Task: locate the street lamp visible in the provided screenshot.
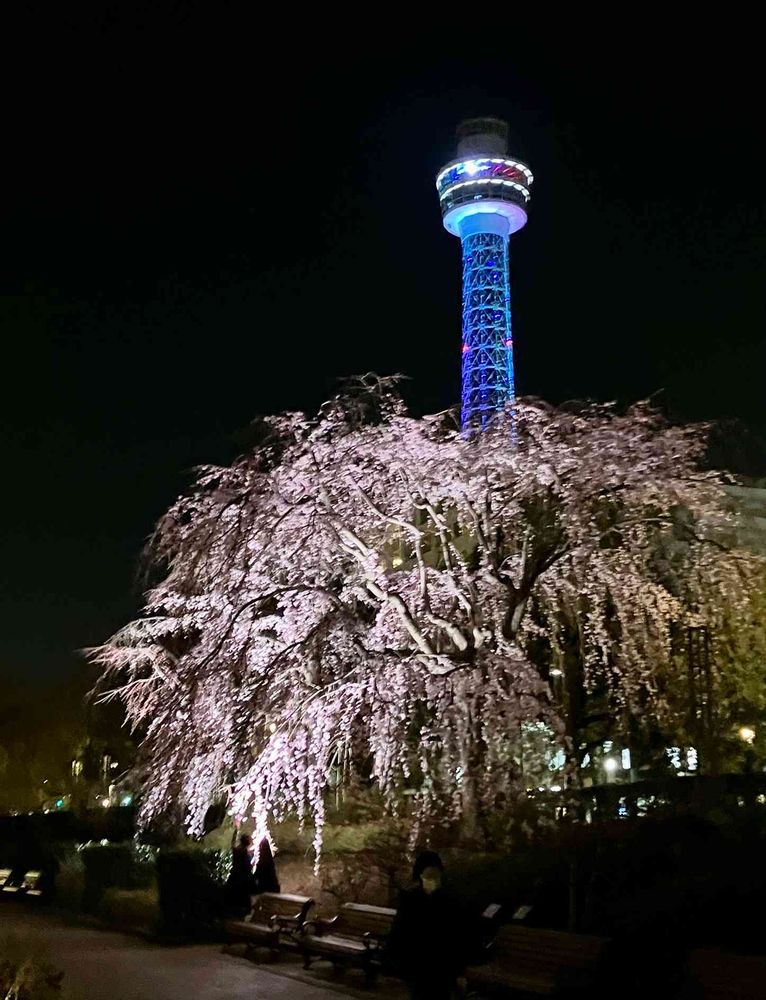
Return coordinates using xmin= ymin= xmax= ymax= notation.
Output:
xmin=739 ymin=726 xmax=756 ymax=745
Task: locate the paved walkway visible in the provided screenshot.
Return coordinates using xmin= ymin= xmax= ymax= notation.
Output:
xmin=2 ymin=908 xmax=408 ymax=1000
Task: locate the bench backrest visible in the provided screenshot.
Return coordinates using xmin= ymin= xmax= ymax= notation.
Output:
xmin=250 ymin=892 xmax=314 ymax=926
xmin=21 ymin=870 xmax=42 ymax=890
xmin=491 ymin=925 xmax=608 ymax=971
xmin=333 ymin=903 xmax=397 ymax=940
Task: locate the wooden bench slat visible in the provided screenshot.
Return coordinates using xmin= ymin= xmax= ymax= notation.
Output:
xmin=686 ymin=949 xmax=766 ymax=999
xmin=467 ymin=923 xmax=609 ymax=997
xmin=301 ymin=900 xmax=397 ymax=984
xmin=225 ymin=893 xmax=314 ymax=954
xmin=302 ymin=934 xmax=369 ymax=955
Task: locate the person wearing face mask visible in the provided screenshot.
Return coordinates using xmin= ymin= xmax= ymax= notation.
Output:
xmin=388 ymin=850 xmax=468 ymax=999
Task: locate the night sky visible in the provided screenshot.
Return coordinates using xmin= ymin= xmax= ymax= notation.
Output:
xmin=1 ymin=14 xmax=764 ymax=690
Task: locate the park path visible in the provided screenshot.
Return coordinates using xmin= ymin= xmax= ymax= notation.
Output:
xmin=2 ymin=908 xmax=408 ymax=1000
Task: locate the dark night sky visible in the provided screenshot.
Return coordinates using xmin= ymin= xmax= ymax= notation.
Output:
xmin=1 ymin=12 xmax=764 ymax=690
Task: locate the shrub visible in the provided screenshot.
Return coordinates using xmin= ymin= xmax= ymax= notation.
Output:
xmin=97 ymin=887 xmax=160 ymax=931
xmin=0 ymin=935 xmax=63 ymax=999
xmin=155 ymin=849 xmax=224 ymax=938
xmin=54 ymin=851 xmax=85 ymax=912
xmin=79 ymin=842 xmax=153 ymax=912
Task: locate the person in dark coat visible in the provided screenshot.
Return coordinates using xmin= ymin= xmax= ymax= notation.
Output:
xmin=388 ymin=851 xmax=468 ymax=999
xmin=253 ymin=837 xmax=280 ymax=894
xmin=225 ymin=833 xmax=256 ymax=917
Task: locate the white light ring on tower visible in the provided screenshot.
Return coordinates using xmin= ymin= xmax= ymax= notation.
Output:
xmin=436 ymin=157 xmax=534 ymax=188
xmin=440 ymin=178 xmax=531 ymax=202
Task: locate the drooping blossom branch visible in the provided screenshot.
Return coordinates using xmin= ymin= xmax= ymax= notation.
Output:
xmin=89 ymin=377 xmax=764 ymax=858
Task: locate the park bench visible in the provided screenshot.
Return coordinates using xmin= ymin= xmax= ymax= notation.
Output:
xmin=2 ymin=869 xmax=44 ymax=897
xmin=224 ymin=892 xmax=314 ymax=958
xmin=301 ymin=902 xmax=397 ymax=985
xmin=467 ymin=923 xmax=608 ymax=997
xmin=0 ymin=868 xmax=13 ymax=890
xmin=20 ymin=870 xmax=44 ymax=897
xmin=682 ymin=949 xmax=766 ymax=999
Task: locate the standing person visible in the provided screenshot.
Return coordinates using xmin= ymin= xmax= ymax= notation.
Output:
xmin=388 ymin=850 xmax=468 ymax=999
xmin=253 ymin=837 xmax=280 ymax=894
xmin=225 ymin=833 xmax=256 ymax=917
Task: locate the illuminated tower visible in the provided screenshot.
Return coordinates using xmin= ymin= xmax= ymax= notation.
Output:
xmin=436 ymin=118 xmax=533 ymax=430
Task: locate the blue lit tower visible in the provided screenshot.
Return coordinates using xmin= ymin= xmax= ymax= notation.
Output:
xmin=436 ymin=118 xmax=533 ymax=430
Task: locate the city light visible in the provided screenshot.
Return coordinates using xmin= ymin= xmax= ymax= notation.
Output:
xmin=603 ymin=758 xmax=618 ymax=773
xmin=739 ymin=726 xmax=756 ymax=744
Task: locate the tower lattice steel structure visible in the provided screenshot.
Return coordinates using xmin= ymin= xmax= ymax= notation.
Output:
xmin=436 ymin=118 xmax=533 ymax=430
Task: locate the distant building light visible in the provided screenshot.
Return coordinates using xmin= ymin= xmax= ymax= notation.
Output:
xmin=686 ymin=747 xmax=698 ymax=771
xmin=549 ymin=668 xmax=563 ymax=677
xmin=666 ymin=746 xmax=682 ymax=769
xmin=101 ymin=798 xmax=110 ymax=809
xmin=739 ymin=726 xmax=756 ymax=745
xmin=548 ymin=748 xmax=566 ymax=770
xmin=621 ymin=749 xmax=631 ymax=770
xmin=603 ymin=758 xmax=618 ymax=774
xmin=56 ymin=799 xmax=64 ymax=808
xmin=120 ymin=794 xmax=133 ymax=807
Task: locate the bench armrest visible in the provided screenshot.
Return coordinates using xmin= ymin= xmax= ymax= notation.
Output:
xmin=303 ymin=916 xmax=336 ymax=937
xmin=272 ymin=910 xmax=306 ymax=928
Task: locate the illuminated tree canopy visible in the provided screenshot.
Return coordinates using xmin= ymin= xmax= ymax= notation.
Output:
xmin=90 ymin=378 xmax=764 ymax=857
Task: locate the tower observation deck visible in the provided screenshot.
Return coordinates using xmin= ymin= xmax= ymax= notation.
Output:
xmin=436 ymin=118 xmax=533 ymax=430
